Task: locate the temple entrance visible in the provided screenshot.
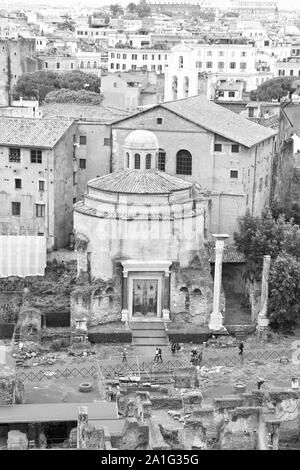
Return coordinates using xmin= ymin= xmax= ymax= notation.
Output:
xmin=132 ymin=279 xmax=158 ymax=317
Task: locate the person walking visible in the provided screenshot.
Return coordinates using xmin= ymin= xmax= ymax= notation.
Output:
xmin=171 ymin=342 xmax=176 ymax=355
xmin=122 ymin=348 xmax=127 ymax=363
xmin=154 ymin=347 xmax=159 ymax=363
xmin=238 ymin=341 xmax=244 ymax=356
xmin=158 ymin=347 xmax=163 ymax=363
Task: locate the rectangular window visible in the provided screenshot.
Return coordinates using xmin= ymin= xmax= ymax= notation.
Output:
xmin=79 ymin=135 xmax=87 ymax=145
xmin=71 ymin=63 xmax=74 ymax=69
xmin=240 ymin=62 xmax=247 ymax=69
xmin=30 ymin=149 xmax=42 ymax=163
xmin=79 ymin=159 xmax=86 ymax=169
xmin=110 ymin=63 xmax=114 ymax=69
xmin=218 ymin=62 xmax=224 ymax=69
xmin=290 ymin=70 xmax=294 ymax=76
xmin=123 ymin=54 xmax=127 ymax=59
xmin=248 ymin=107 xmax=254 ymax=117
xmin=142 ymin=54 xmax=148 ymax=60
xmin=196 ymin=61 xmax=202 ymax=68
xmin=56 ymin=62 xmax=60 ymax=69
xmin=36 ymin=204 xmax=45 ymax=217
xmin=229 ymin=91 xmax=235 ymax=97
xmin=132 ymin=65 xmax=137 ymax=70
xmin=206 ymin=61 xmax=213 ymax=68
xmin=219 ymin=51 xmax=224 ymax=56
xmin=157 ymin=118 xmax=163 ymax=125
xmin=73 ymin=198 xmax=77 ymax=204
xmin=111 ymin=53 xmax=115 ymax=58
xmin=116 ymin=63 xmax=120 ymax=70
xmin=104 ymin=138 xmax=111 ymax=146
xmin=231 ymin=144 xmax=240 ymax=153
xmin=241 ymin=51 xmax=247 ymax=57
xmin=12 ymin=202 xmax=21 ymax=216
xmin=73 ymin=172 xmax=77 ymax=185
xmin=230 ymin=170 xmax=238 ymax=179
xmin=259 ymin=177 xmax=263 ymax=191
xmin=229 ymin=62 xmax=236 ymax=69
xmin=39 ymin=180 xmax=45 ymax=191
xmin=9 ymin=148 xmax=21 ymax=162
xmin=122 ymin=64 xmax=126 ymax=70
xmin=207 ymin=50 xmax=212 ymax=56
xmin=214 ymin=143 xmax=222 ymax=152
xmin=158 ymin=151 xmax=165 ymax=172
xmin=15 ymin=178 xmax=21 ymax=189
xmin=132 ymin=54 xmax=137 ymax=60
xmin=116 ymin=53 xmax=120 ymax=59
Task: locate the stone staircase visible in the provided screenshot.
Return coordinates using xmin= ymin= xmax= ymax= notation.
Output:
xmin=130 ymin=321 xmax=170 ymax=358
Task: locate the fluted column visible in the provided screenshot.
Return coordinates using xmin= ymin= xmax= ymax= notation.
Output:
xmin=209 ymin=234 xmax=229 ymax=331
xmin=257 ymin=255 xmax=271 ymax=330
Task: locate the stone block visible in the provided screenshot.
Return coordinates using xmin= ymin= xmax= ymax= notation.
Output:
xmin=7 ymin=430 xmax=28 ymax=450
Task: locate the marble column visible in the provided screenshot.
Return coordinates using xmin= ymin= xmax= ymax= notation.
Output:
xmin=121 ymin=272 xmax=129 ymax=322
xmin=209 ymin=234 xmax=229 ymax=331
xmin=162 ymin=270 xmax=170 ymax=321
xmin=77 ymin=406 xmax=88 ymax=449
xmin=257 ymin=255 xmax=271 ymax=330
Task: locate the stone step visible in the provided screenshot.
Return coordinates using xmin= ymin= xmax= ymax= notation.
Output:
xmin=131 ymin=322 xmax=166 ymax=330
xmin=133 ymin=337 xmax=169 ymax=346
xmin=132 ymin=330 xmax=167 ymax=338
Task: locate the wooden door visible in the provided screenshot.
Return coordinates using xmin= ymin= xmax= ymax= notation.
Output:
xmin=132 ymin=279 xmax=158 ymax=317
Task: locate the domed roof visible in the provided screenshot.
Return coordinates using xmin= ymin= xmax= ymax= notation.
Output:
xmin=124 ymin=129 xmax=159 ymax=150
xmin=88 ymin=169 xmax=192 ymax=195
xmin=278 ymin=25 xmax=300 ymax=37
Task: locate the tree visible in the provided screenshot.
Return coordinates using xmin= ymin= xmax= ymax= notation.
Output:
xmin=110 ymin=4 xmax=124 ymax=17
xmin=127 ymin=2 xmax=137 ymax=14
xmin=268 ymin=253 xmax=300 ymax=328
xmin=136 ymin=0 xmax=151 ymax=18
xmin=44 ymin=89 xmax=103 ymax=105
xmin=249 ymin=77 xmax=296 ymax=102
xmin=13 ymin=70 xmax=101 ymax=103
xmin=234 ymin=210 xmax=300 ymax=328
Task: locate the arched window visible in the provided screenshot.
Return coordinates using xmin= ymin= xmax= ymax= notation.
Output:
xmin=176 ymin=150 xmax=192 ymax=175
xmin=158 ymin=148 xmax=166 ymax=172
xmin=172 ymin=76 xmax=178 ymax=100
xmin=87 ymin=61 xmax=90 ymax=69
xmin=93 ymin=61 xmax=97 ymax=69
xmin=183 ymin=76 xmax=189 ymax=97
xmin=80 ymin=61 xmax=84 ymax=69
xmin=134 ymin=153 xmax=140 ymax=169
xmin=193 ymin=288 xmax=202 ymax=296
xmin=126 ymin=152 xmax=130 ymax=168
xmin=145 ymin=154 xmax=152 ymax=169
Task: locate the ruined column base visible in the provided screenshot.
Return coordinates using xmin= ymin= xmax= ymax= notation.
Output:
xmin=121 ymin=309 xmax=129 ymax=323
xmin=208 ymin=312 xmax=227 ymax=332
xmin=162 ymin=309 xmax=170 ymax=321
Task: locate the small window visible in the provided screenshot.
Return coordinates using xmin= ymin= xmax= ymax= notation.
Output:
xmin=230 ymin=170 xmax=239 ymax=179
xmin=30 ymin=149 xmax=42 ymax=163
xmin=157 ymin=117 xmax=163 ymax=125
xmin=214 ymin=143 xmax=222 ymax=152
xmin=9 ymin=148 xmax=21 ymax=162
xmin=206 ymin=61 xmax=212 ymax=68
xmin=104 ymin=138 xmax=111 ymax=146
xmin=248 ymin=107 xmax=254 ymax=117
xmin=146 ymin=154 xmax=152 ymax=169
xmin=73 ymin=172 xmax=77 ymax=185
xmin=15 ymin=179 xmax=21 ymax=189
xmin=231 ymin=144 xmax=240 ymax=153
xmin=39 ymin=180 xmax=45 ymax=191
xmin=79 ymin=159 xmax=86 ymax=169
xmin=56 ymin=62 xmax=60 ymax=69
xmin=126 ymin=152 xmax=130 ymax=168
xmin=79 ymin=136 xmax=87 ymax=145
xmin=36 ymin=204 xmax=45 ymax=217
xmin=12 ymin=202 xmax=21 ymax=216
xmin=73 ymin=198 xmax=77 ymax=204
xmin=229 ymin=62 xmax=236 ymax=69
xmin=229 ymin=91 xmax=235 ymax=97
xmin=134 ymin=154 xmax=140 ymax=169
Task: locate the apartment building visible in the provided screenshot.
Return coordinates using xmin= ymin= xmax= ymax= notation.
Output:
xmin=109 ymin=48 xmax=169 ymax=74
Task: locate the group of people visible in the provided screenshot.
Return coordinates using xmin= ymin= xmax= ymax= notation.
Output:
xmin=190 ymin=347 xmax=203 ymax=365
xmin=171 ymin=342 xmax=181 ymax=354
xmin=154 ymin=347 xmax=163 ymax=363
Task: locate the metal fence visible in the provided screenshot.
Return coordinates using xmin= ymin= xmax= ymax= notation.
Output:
xmin=16 ymin=349 xmax=290 ymax=383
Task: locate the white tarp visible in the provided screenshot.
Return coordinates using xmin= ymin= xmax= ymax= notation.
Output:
xmin=0 ymin=235 xmax=46 ymax=277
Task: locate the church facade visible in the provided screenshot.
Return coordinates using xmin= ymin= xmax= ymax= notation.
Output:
xmin=72 ymin=129 xmax=216 ymax=330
